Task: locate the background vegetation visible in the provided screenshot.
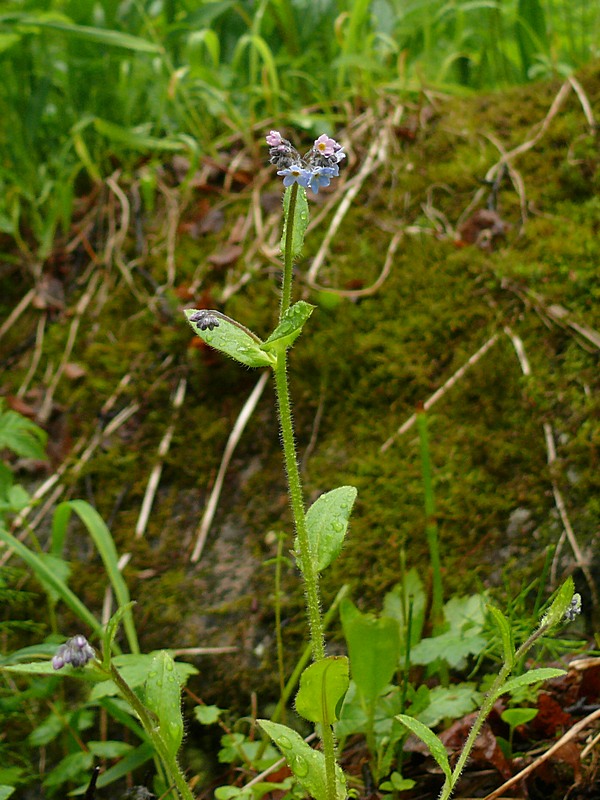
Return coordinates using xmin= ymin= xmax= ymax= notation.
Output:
xmin=1 ymin=0 xmax=599 ymax=258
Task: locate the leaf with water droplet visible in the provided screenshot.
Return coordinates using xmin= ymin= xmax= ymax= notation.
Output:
xmin=296 ymin=485 xmax=357 ymax=573
xmin=258 ymin=719 xmax=346 ymax=800
xmin=185 ymin=309 xmax=275 ymax=368
xmin=143 ymin=650 xmax=184 ymax=758
xmin=261 ymin=301 xmax=315 ymax=354
xmin=295 ymin=656 xmax=349 ymax=725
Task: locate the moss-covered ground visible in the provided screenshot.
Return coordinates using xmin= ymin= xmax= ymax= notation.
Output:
xmin=1 ymin=63 xmax=599 ymax=725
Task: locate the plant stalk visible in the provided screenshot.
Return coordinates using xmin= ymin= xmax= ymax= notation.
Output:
xmin=106 ymin=662 xmax=195 ymax=800
xmin=272 ymin=183 xmax=338 ymax=800
xmin=438 ymin=622 xmax=551 ymax=800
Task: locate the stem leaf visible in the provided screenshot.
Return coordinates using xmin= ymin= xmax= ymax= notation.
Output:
xmin=258 ymin=719 xmax=346 ymax=800
xmin=487 ymin=604 xmax=514 ymax=669
xmin=261 ymin=301 xmax=314 ymax=354
xmin=281 ymin=185 xmax=309 ymax=258
xmin=299 ymin=485 xmax=357 ymax=572
xmin=540 ymin=576 xmax=575 ymax=629
xmin=185 ymin=309 xmax=275 ymax=368
xmin=143 ymin=651 xmax=184 ymax=758
xmin=395 ymin=715 xmax=451 ymax=781
xmin=295 ymin=656 xmax=350 ymax=724
xmin=497 ymin=667 xmax=566 ymax=699
xmin=340 ymin=599 xmax=401 ymax=704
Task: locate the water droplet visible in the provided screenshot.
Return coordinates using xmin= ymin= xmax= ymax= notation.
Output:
xmin=332 ymin=520 xmax=344 ymax=532
xmin=292 ymin=755 xmax=308 ymax=777
xmin=276 ymin=735 xmax=292 ymax=750
xmin=165 ymin=660 xmax=174 ymax=671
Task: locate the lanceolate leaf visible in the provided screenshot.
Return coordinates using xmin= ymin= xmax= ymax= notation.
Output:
xmin=396 ymin=714 xmax=451 ymax=781
xmin=258 ymin=720 xmax=346 ymax=800
xmin=498 ymin=667 xmax=566 ymax=699
xmin=295 ymin=656 xmax=350 ymax=724
xmin=185 ymin=309 xmax=275 ymax=368
xmin=540 ymin=577 xmax=575 ymax=630
xmin=487 ymin=605 xmax=514 ymax=669
xmin=281 ymin=185 xmax=309 ymax=258
xmin=143 ymin=651 xmax=184 ymax=758
xmin=261 ymin=301 xmax=314 ymax=354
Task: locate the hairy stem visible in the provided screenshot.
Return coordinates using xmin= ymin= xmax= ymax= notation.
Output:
xmin=439 ymin=622 xmax=551 ymax=800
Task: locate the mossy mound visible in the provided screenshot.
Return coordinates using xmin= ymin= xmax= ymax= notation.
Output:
xmin=1 ymin=63 xmax=599 ymax=715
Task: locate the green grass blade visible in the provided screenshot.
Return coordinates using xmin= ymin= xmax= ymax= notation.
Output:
xmin=0 ymin=526 xmax=103 ymax=639
xmin=63 ymin=500 xmax=139 ymax=654
xmin=12 ymin=16 xmax=162 ymax=54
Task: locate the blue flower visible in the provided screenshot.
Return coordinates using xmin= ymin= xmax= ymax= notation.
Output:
xmin=277 ymin=166 xmax=312 ymax=188
xmin=309 ymin=167 xmax=336 ymax=194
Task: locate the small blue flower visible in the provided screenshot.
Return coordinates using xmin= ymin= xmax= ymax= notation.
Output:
xmin=277 ymin=166 xmax=312 ymax=188
xmin=309 ymin=167 xmax=336 ymax=194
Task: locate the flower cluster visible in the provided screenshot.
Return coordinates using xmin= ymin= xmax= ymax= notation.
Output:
xmin=189 ymin=309 xmax=220 ymax=331
xmin=52 ymin=635 xmax=96 ymax=670
xmin=266 ymin=131 xmax=345 ymax=194
xmin=563 ymin=593 xmax=582 ymax=622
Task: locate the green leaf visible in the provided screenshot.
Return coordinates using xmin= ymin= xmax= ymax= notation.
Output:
xmin=93 ymin=118 xmax=191 ymax=153
xmin=1 ymin=660 xmax=101 ymax=678
xmin=143 ymin=651 xmax=184 ymax=758
xmin=410 ymin=629 xmax=488 ymax=669
xmin=488 ymin=605 xmax=514 ymax=669
xmin=295 ymin=656 xmax=350 ymax=724
xmin=281 ymin=185 xmax=309 ymax=258
xmin=379 ymin=772 xmax=415 ymax=792
xmin=395 ymin=715 xmax=451 ymax=781
xmin=13 ymin=15 xmax=162 ymax=53
xmin=89 ymin=653 xmax=197 ymax=700
xmin=42 ymin=751 xmax=93 ymax=787
xmin=540 ymin=577 xmax=575 ymax=629
xmin=88 ymin=740 xmax=133 ymax=758
xmin=296 ymin=486 xmax=357 ymax=573
xmin=185 ymin=309 xmax=275 ymax=368
xmin=0 ymin=786 xmax=16 ymax=800
xmin=340 ymin=599 xmax=401 ymax=705
xmin=499 ymin=667 xmax=566 ymax=698
xmin=0 ymin=526 xmax=102 ymax=639
xmin=261 ymin=302 xmax=315 ymax=354
xmin=194 ymin=705 xmax=224 ymax=725
xmin=70 ymin=742 xmax=154 ymax=795
xmin=382 ymin=570 xmax=427 ymax=647
xmin=501 ymin=707 xmax=538 ymax=729
xmin=258 ymin=720 xmax=346 ymax=800
xmin=102 ymin=603 xmax=137 ymax=668
xmin=59 ymin=500 xmax=139 ymax=654
xmin=416 ymin=683 xmax=481 ymax=728
xmin=0 ymin=401 xmax=47 ymax=460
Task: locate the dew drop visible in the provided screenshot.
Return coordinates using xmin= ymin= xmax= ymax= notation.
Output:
xmin=276 ymin=735 xmax=292 ymax=750
xmin=292 ymin=755 xmax=308 ymax=777
xmin=332 ymin=520 xmax=344 ymax=532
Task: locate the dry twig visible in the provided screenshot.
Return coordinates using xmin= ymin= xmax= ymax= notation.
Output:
xmin=191 ymin=370 xmax=270 ymax=563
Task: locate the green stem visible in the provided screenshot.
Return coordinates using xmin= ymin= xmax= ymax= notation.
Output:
xmin=106 ymin=662 xmax=195 ymax=800
xmin=280 ymin=182 xmax=298 ymax=321
xmin=273 ymin=353 xmax=325 ymax=661
xmin=272 ymin=184 xmax=338 ymax=800
xmin=274 ymin=533 xmax=287 ymax=722
xmin=438 ymin=623 xmax=550 ymax=800
xmin=416 ymin=408 xmax=444 ymax=633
